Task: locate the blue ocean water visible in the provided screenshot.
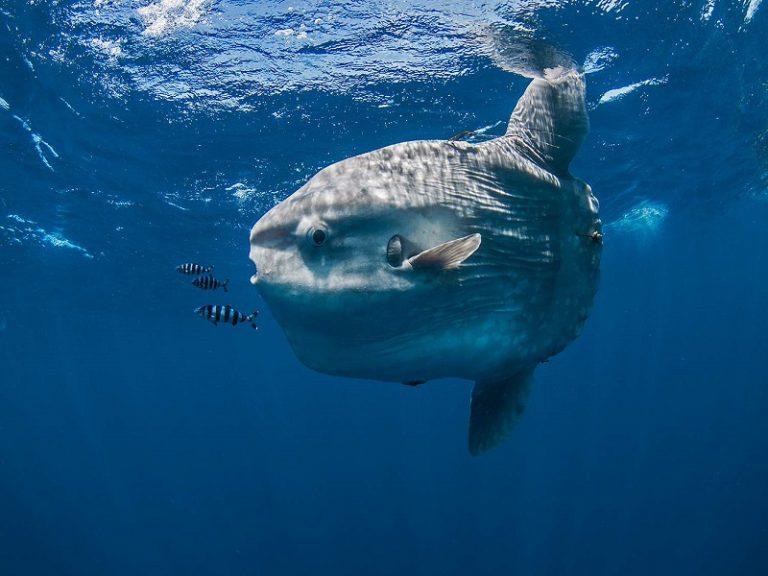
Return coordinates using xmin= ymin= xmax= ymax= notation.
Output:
xmin=2 ymin=1 xmax=767 ymax=574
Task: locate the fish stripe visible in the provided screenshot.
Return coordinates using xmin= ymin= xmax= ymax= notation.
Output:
xmin=215 ymin=306 xmax=221 ymax=322
xmin=224 ymin=306 xmax=231 ymax=323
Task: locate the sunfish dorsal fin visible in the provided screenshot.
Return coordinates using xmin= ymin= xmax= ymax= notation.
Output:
xmin=505 ymin=68 xmax=588 ymax=175
xmin=407 ymin=233 xmax=481 ymax=270
xmin=468 ymin=368 xmax=534 ymax=456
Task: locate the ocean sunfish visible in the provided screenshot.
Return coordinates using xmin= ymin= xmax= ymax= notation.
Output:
xmin=249 ymin=69 xmax=601 ymax=455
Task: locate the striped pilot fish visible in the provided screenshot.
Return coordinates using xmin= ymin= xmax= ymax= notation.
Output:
xmin=195 ymin=305 xmax=258 ymax=328
xmin=192 ymin=275 xmax=229 ymax=292
xmin=176 ymin=263 xmax=214 ymax=275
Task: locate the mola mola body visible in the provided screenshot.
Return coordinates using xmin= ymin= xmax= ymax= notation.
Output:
xmin=249 ymin=69 xmax=601 ymax=455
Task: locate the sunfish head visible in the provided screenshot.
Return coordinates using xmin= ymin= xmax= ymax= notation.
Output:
xmin=249 ymin=145 xmax=482 ymax=381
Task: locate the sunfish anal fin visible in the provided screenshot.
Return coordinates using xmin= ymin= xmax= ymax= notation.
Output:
xmin=468 ymin=368 xmax=534 ymax=456
xmin=407 ymin=233 xmax=481 ymax=271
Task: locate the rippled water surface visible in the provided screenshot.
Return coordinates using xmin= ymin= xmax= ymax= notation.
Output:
xmin=1 ymin=1 xmax=767 ymax=575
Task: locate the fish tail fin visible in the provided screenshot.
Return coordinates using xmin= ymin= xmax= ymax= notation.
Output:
xmin=223 ymin=279 xmax=230 ymax=292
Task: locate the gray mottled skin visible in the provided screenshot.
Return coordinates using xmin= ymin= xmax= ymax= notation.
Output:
xmin=249 ymin=69 xmax=601 ymax=454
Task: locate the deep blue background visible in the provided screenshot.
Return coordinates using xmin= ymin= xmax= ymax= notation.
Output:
xmin=2 ymin=1 xmax=767 ymax=575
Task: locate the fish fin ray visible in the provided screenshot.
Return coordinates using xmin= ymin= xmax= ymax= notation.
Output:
xmin=468 ymin=368 xmax=534 ymax=456
xmin=407 ymin=233 xmax=481 ymax=270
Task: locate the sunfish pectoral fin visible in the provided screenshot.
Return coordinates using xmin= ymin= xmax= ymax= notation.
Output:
xmin=468 ymin=368 xmax=535 ymax=456
xmin=505 ymin=68 xmax=587 ymax=175
xmin=407 ymin=233 xmax=481 ymax=271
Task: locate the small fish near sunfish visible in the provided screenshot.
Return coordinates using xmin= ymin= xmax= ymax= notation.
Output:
xmin=192 ymin=275 xmax=229 ymax=292
xmin=195 ymin=305 xmax=258 ymax=329
xmin=176 ymin=263 xmax=214 ymax=275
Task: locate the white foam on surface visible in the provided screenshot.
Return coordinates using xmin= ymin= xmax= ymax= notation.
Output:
xmin=137 ymin=0 xmax=209 ymax=38
xmin=598 ymin=76 xmax=668 ymax=105
xmin=596 ymin=0 xmax=630 ymax=12
xmin=90 ymin=37 xmax=123 ymax=60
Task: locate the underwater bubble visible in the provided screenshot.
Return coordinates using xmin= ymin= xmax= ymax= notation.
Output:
xmin=597 ymin=76 xmax=668 ymax=105
xmin=745 ymin=0 xmax=763 ymax=23
xmin=4 ymin=214 xmax=93 ymax=258
xmin=583 ymin=47 xmax=618 ymax=74
xmin=606 ymin=200 xmax=669 ymax=235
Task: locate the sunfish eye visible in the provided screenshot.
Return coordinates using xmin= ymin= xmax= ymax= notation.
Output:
xmin=387 ymin=234 xmax=404 ymax=267
xmin=308 ymin=225 xmax=328 ymax=246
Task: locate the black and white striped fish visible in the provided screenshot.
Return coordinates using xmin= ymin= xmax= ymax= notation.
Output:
xmin=176 ymin=263 xmax=214 ymax=275
xmin=192 ymin=275 xmax=229 ymax=292
xmin=195 ymin=305 xmax=258 ymax=329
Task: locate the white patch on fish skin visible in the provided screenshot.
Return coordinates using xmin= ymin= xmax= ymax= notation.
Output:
xmin=249 ymin=70 xmax=601 ymax=454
